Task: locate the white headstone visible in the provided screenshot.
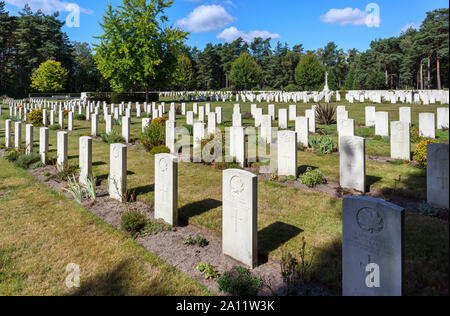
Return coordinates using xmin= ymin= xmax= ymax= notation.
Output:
xmin=222 ymin=169 xmax=258 ymax=268
xmin=14 ymin=121 xmax=22 ymax=149
xmin=343 ymin=196 xmax=404 ymax=296
xmin=277 ymin=131 xmax=297 ymax=177
xmin=295 ymin=116 xmax=309 ymax=148
xmin=390 ymin=122 xmax=410 ymax=161
xmin=25 ymin=124 xmax=33 ymax=154
xmin=108 ymin=143 xmax=127 ymax=202
xmin=39 ymin=127 xmax=48 ymax=164
xmin=155 ymin=154 xmax=178 ymax=226
xmin=5 ymin=119 xmax=11 ymax=148
xmin=375 ymin=112 xmax=389 ymax=137
xmin=340 ymin=136 xmax=366 ymax=192
xmin=419 ymin=113 xmax=435 ymax=139
xmin=427 ymin=143 xmax=449 ymax=209
xmin=437 ymin=107 xmax=449 ymax=130
xmin=365 ymin=107 xmax=376 ymax=127
xmin=57 ymin=131 xmax=68 ymax=172
xmin=79 ymin=136 xmax=92 ymax=186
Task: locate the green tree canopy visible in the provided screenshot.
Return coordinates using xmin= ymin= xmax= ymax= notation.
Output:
xmin=295 ymin=54 xmax=325 ymax=91
xmin=230 ymin=52 xmax=262 ymax=90
xmin=30 ymin=60 xmax=68 ymax=92
xmin=94 ymin=0 xmax=187 ymax=100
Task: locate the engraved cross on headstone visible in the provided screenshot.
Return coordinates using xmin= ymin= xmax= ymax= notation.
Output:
xmin=230 ymin=201 xmax=245 ymax=233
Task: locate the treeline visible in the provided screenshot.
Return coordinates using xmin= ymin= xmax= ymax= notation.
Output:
xmin=178 ymin=8 xmax=448 ymax=92
xmin=0 ymin=2 xmax=108 ymax=98
xmin=0 ymin=1 xmax=448 ymax=97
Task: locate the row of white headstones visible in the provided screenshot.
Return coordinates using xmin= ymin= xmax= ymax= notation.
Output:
xmin=2 ymin=105 xmax=449 ymax=297
xmin=3 ymin=100 xmax=449 ymax=207
xmin=161 ymin=89 xmax=450 ymax=105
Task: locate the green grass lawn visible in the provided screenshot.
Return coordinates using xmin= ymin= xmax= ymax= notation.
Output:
xmin=0 ymin=158 xmax=211 ymax=296
xmin=1 ymin=100 xmax=449 ymax=295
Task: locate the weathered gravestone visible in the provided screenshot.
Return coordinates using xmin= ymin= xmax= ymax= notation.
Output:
xmin=222 ymin=169 xmax=258 ymax=268
xmin=343 ymin=196 xmax=404 ymax=296
xmin=419 ymin=113 xmax=435 ymax=139
xmin=57 ymin=131 xmax=68 ymax=172
xmin=25 ymin=124 xmax=33 ymax=154
xmin=122 ymin=116 xmax=131 ymax=143
xmin=277 ymin=131 xmax=297 ymax=177
xmin=5 ymin=119 xmax=11 ymax=148
xmin=437 ymin=107 xmax=449 ymax=130
xmin=155 ymin=154 xmax=178 ymax=226
xmin=427 ymin=143 xmax=449 ymax=209
xmin=108 ymin=143 xmax=127 ymax=202
xmin=91 ymin=114 xmax=98 ymax=136
xmin=399 ymin=107 xmax=411 ymax=125
xmin=390 ymin=122 xmax=410 ymax=161
xmin=295 ymin=116 xmax=309 ymax=148
xmin=375 ymin=112 xmax=389 ymax=137
xmin=229 ymin=127 xmax=246 ymax=168
xmin=39 ymin=127 xmax=48 ymax=164
xmin=340 ymin=136 xmax=366 ymax=192
xmin=365 ymin=107 xmax=376 ymax=127
xmin=14 ymin=121 xmax=22 ymax=148
xmin=79 ymin=136 xmax=93 ymax=186
xmin=278 ymin=109 xmax=288 ymax=129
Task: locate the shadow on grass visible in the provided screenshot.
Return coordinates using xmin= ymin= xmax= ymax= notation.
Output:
xmin=258 ymin=222 xmax=303 ymax=265
xmin=93 ymin=161 xmax=107 ymax=166
xmin=178 ymin=198 xmax=222 ymax=226
xmin=67 ymin=259 xmax=183 ymax=296
xmin=130 ymin=184 xmax=154 ymax=197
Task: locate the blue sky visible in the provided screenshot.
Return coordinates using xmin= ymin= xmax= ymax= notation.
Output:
xmin=4 ymin=0 xmax=449 ymax=52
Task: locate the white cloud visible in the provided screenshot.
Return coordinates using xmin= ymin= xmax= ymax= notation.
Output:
xmin=321 ymin=8 xmax=369 ymax=25
xmin=5 ymin=0 xmax=93 ymax=15
xmin=400 ymin=22 xmax=420 ymax=33
xmin=177 ymin=5 xmax=234 ymax=33
xmin=217 ymin=26 xmax=280 ymax=43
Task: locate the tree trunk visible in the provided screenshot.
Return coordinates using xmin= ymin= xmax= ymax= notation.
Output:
xmin=385 ymin=69 xmax=388 ymax=86
xmin=437 ymin=42 xmax=441 ymax=90
xmin=145 ymin=86 xmax=149 ymax=103
xmin=427 ymin=57 xmax=431 ymax=90
xmin=420 ymin=63 xmax=423 ymax=90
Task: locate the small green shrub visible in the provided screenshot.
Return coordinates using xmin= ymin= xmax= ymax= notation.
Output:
xmin=43 ymin=171 xmax=50 ymax=177
xmin=316 ymin=103 xmax=336 ymax=125
xmin=184 ymin=235 xmax=209 ymax=247
xmin=300 ymin=167 xmax=324 ymax=188
xmin=27 ymin=109 xmax=45 ymax=127
xmin=13 ymin=152 xmax=41 ymax=169
xmin=197 ymin=263 xmax=219 ymax=280
xmin=74 ymin=114 xmax=86 ymax=121
xmin=150 ymin=145 xmax=170 ymax=155
xmin=419 ymin=201 xmax=440 ymax=217
xmin=414 ymin=139 xmax=438 ymax=168
xmin=141 ymin=219 xmax=175 ymax=236
xmin=54 ymin=164 xmax=79 ymax=181
xmin=100 ymin=130 xmax=125 ymax=144
xmin=309 ymin=136 xmax=336 ymax=154
xmin=217 ymin=266 xmax=263 ymax=296
xmin=64 ymin=175 xmax=84 ymax=204
xmin=140 ymin=123 xmax=165 ymax=152
xmin=4 ymin=147 xmax=25 ymax=162
xmin=121 ymin=211 xmax=147 ymax=235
